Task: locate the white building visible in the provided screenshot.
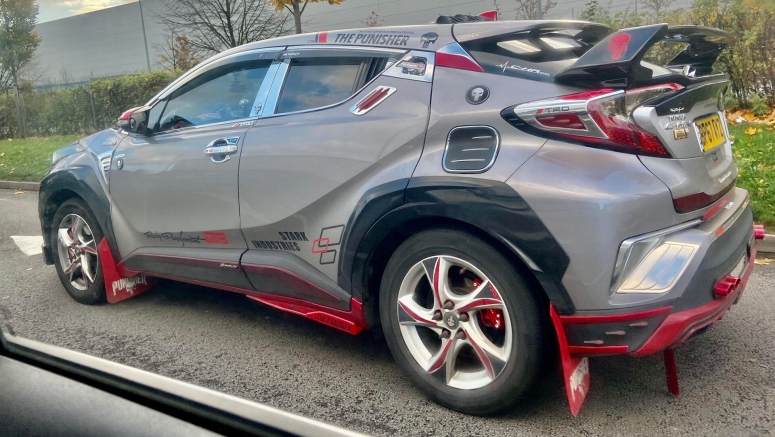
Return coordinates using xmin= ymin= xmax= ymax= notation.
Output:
xmin=33 ymin=0 xmax=693 ymax=84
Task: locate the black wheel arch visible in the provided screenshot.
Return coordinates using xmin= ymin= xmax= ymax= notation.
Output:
xmin=39 ymin=156 xmax=119 ymax=265
xmin=338 ymin=176 xmax=575 ymax=329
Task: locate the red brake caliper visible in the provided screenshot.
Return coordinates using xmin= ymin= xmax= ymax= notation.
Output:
xmin=472 ymin=279 xmax=505 ymax=330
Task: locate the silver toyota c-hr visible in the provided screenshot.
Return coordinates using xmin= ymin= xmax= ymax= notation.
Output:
xmin=39 ymin=14 xmax=764 ymax=415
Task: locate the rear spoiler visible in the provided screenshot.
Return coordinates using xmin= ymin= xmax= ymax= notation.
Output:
xmin=555 ymin=24 xmax=729 ymax=88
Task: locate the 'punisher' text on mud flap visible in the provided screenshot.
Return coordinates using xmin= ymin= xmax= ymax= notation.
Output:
xmin=549 ymin=305 xmax=590 ymax=417
xmin=98 ymin=238 xmax=152 ymax=303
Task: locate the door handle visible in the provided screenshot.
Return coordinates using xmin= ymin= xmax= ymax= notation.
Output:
xmin=204 ymin=137 xmax=239 ymax=163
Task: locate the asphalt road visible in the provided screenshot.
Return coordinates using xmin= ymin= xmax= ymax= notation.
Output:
xmin=1 ymin=188 xmax=773 ymax=437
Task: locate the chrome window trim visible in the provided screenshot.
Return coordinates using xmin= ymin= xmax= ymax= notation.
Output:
xmin=262 ymin=46 xmax=406 ymax=118
xmin=152 ymin=116 xmax=258 ymax=139
xmin=249 ymin=61 xmax=282 ymax=118
xmin=148 ymin=47 xmax=285 ymax=105
xmin=442 ymin=125 xmax=500 ymax=174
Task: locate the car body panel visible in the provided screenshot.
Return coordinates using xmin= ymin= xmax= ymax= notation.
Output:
xmin=109 ymin=124 xmax=251 ymax=257
xmin=239 ymin=74 xmax=431 ymax=284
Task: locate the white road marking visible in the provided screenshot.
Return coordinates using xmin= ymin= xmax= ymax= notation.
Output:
xmin=10 ymin=236 xmax=44 ymax=256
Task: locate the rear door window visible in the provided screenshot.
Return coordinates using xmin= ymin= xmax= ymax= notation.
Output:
xmin=274 ymin=50 xmax=403 ymax=114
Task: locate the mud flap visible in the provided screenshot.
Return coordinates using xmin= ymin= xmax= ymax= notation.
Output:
xmin=550 ymin=305 xmax=590 ymax=417
xmin=98 ymin=238 xmax=152 ymax=303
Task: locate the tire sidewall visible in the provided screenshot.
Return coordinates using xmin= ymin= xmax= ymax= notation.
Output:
xmin=380 ymin=229 xmax=544 ymax=414
xmin=51 ymin=199 xmax=106 ymax=305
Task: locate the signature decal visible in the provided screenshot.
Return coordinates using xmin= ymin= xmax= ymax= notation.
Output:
xmin=495 ymin=61 xmax=550 ymax=77
xmin=144 ymin=231 xmax=204 ymax=244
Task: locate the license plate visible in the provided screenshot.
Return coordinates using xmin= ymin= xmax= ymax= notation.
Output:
xmin=730 ymin=253 xmax=746 ymax=278
xmin=695 ymin=114 xmax=726 ymax=152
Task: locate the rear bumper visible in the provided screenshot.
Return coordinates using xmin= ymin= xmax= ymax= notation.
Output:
xmin=556 ymin=190 xmax=760 ymax=356
xmin=631 ymin=234 xmax=757 ymax=356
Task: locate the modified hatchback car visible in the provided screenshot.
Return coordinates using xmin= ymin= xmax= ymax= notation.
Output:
xmin=39 ymin=14 xmax=764 ymax=415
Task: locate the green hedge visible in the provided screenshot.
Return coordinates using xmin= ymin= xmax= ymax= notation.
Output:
xmin=0 ymin=70 xmax=180 ymax=139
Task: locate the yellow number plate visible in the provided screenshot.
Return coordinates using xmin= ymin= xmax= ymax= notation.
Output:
xmin=695 ymin=114 xmax=726 ymax=152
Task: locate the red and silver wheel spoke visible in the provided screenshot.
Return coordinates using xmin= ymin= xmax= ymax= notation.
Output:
xmin=58 ymin=228 xmax=75 ymax=247
xmin=456 ymin=280 xmax=504 ymax=312
xmin=56 ymin=214 xmax=99 ymax=291
xmin=426 ymin=337 xmax=463 ymax=383
xmin=464 ymin=325 xmax=508 ymax=380
xmin=423 ymin=256 xmax=454 ymax=309
xmin=63 ymin=258 xmax=80 ymax=282
xmin=397 ymin=296 xmax=439 ymax=331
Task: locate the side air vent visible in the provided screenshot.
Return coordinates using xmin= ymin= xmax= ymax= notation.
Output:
xmin=98 ymin=151 xmax=113 ymax=184
xmin=443 ymin=126 xmax=499 ymax=173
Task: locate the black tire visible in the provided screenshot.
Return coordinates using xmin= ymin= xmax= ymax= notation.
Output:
xmin=51 ymin=198 xmax=106 ymax=305
xmin=379 ymin=228 xmax=547 ymax=415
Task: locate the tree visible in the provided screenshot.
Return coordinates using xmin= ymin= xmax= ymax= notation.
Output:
xmin=361 ymin=11 xmax=379 ymax=27
xmin=514 ymin=0 xmax=556 ymax=20
xmin=0 ymin=0 xmax=40 ymax=92
xmin=156 ymin=33 xmax=200 ymax=72
xmin=269 ymin=0 xmax=345 ymax=34
xmin=158 ymin=0 xmax=291 ymax=56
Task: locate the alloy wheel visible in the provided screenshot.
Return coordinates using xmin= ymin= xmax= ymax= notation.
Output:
xmin=396 ymin=255 xmax=511 ymax=390
xmin=56 ymin=213 xmax=99 ymax=291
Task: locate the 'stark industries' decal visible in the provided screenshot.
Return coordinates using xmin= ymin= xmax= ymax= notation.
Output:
xmin=252 ymin=231 xmax=309 ymax=252
xmin=495 ymin=61 xmax=551 ymax=77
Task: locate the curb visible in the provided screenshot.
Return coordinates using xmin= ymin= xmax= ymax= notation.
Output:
xmin=760 ymin=234 xmax=775 ymax=255
xmin=0 ymin=180 xmax=40 ymax=191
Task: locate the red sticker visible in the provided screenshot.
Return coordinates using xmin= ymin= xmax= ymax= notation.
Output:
xmin=99 ymin=238 xmax=152 ymax=304
xmin=608 ymin=33 xmax=631 ymax=60
xmin=203 ymin=231 xmax=229 ymax=245
xmin=311 ymin=237 xmax=330 ymax=254
xmin=317 ymin=31 xmax=328 ymax=43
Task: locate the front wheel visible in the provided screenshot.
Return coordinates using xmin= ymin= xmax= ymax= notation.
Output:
xmin=380 ymin=229 xmax=547 ymax=415
xmin=51 ymin=198 xmax=106 ymax=305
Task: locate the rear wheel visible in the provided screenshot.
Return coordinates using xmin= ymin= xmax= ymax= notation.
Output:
xmin=51 ymin=199 xmax=106 ymax=305
xmin=380 ymin=229 xmax=546 ymax=414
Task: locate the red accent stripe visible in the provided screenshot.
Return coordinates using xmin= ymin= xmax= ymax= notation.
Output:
xmin=559 ymin=306 xmax=672 ymax=324
xmin=435 ymin=52 xmax=484 ymax=72
xmin=702 ymin=190 xmax=735 ymax=221
xmin=356 ymin=87 xmax=390 ymax=112
xmin=247 ymin=294 xmax=367 ymax=335
xmin=318 ymin=31 xmax=328 ymax=43
xmin=568 ymin=345 xmax=629 ymax=356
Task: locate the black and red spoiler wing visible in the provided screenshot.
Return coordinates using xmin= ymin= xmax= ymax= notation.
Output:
xmin=555 ymin=24 xmax=729 ymax=87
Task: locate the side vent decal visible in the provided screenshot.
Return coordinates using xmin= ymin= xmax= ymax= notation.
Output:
xmin=350 ymin=86 xmax=396 ymax=116
xmin=443 ymin=126 xmax=500 ymax=173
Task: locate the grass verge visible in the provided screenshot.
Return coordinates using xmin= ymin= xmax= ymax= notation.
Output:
xmin=0 ymin=126 xmax=772 ymax=228
xmin=0 ymin=135 xmax=80 ymax=182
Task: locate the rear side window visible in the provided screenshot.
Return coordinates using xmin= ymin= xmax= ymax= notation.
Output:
xmin=276 ymin=58 xmax=364 ymax=114
xmin=275 ymin=51 xmax=402 ymax=114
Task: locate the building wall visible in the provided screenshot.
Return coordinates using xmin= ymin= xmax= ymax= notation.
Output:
xmin=33 ymin=0 xmax=694 ymax=84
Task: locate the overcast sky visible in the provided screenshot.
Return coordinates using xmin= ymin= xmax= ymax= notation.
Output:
xmin=38 ymin=0 xmax=136 ymax=23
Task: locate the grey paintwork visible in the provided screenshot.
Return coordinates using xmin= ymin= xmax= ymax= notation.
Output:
xmin=42 ymin=19 xmax=753 ymax=319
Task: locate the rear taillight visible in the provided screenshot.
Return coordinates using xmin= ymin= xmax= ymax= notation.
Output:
xmin=507 ymin=84 xmax=684 ymax=157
